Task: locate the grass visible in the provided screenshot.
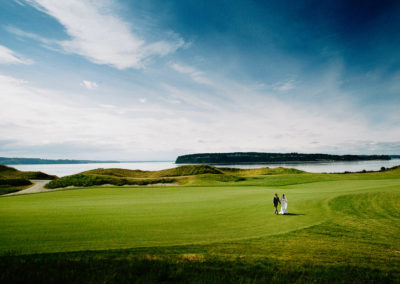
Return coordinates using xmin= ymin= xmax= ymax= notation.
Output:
xmin=44 ymin=165 xmax=225 ymax=188
xmin=0 ymin=164 xmax=56 ymax=194
xmin=83 ymin=164 xmax=223 ymax=178
xmin=45 ymin=164 xmax=400 ymax=189
xmin=0 ymin=164 xmax=57 ymax=180
xmin=0 ymin=165 xmax=399 ymax=282
xmin=0 ymin=182 xmax=32 ymax=195
xmin=45 ymin=174 xmax=177 ymax=189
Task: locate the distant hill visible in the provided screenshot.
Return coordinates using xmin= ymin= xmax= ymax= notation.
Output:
xmin=176 ymin=152 xmax=391 ymax=164
xmin=0 ymin=157 xmax=120 ymax=165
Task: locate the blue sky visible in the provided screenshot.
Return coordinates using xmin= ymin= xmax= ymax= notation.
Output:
xmin=0 ymin=0 xmax=399 ymax=160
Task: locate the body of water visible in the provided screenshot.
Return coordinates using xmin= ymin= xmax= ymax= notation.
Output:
xmin=9 ymin=159 xmax=400 ymax=177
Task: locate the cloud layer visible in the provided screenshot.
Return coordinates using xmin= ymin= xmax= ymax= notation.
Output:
xmin=23 ymin=0 xmax=184 ymax=69
xmin=1 ymin=70 xmax=399 ymax=160
xmin=0 ymin=45 xmax=33 ymax=65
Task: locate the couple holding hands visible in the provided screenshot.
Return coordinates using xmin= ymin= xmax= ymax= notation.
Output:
xmin=273 ymin=193 xmax=288 ymax=214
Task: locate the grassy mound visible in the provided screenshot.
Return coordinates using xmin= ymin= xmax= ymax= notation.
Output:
xmin=84 ymin=165 xmax=223 ymax=178
xmin=0 ymin=165 xmax=56 ymax=194
xmin=0 ymin=178 xmax=32 ymax=186
xmin=220 ymin=166 xmax=305 ymax=176
xmin=45 ymin=165 xmax=226 ymax=189
xmin=45 ymin=174 xmax=177 ymax=189
xmin=0 ymin=178 xmax=33 ymax=195
xmin=0 ymin=164 xmax=57 ymax=180
xmin=156 ymin=165 xmax=224 ymax=176
xmin=45 ymin=164 xmax=400 ymax=189
xmin=0 ymin=164 xmax=18 ymax=174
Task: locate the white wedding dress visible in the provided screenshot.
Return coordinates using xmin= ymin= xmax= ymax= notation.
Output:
xmin=280 ymin=197 xmax=288 ymax=214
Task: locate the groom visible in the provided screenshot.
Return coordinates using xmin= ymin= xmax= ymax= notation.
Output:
xmin=273 ymin=193 xmax=280 ymax=214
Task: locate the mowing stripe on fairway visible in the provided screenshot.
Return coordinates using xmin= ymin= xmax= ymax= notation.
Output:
xmin=0 ymin=179 xmax=399 ymax=255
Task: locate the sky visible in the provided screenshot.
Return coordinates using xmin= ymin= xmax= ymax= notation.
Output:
xmin=0 ymin=0 xmax=399 ymax=160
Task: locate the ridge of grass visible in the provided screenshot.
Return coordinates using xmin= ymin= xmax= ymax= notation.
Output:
xmin=219 ymin=166 xmax=305 ymax=176
xmin=44 ymin=174 xmax=177 ymax=189
xmin=0 ymin=164 xmax=57 ymax=180
xmin=0 ymin=164 xmax=57 ymax=194
xmin=43 ymin=164 xmax=400 ymax=189
xmin=83 ymin=164 xmax=224 ymax=178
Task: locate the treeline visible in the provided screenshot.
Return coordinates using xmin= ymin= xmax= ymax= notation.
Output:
xmin=175 ymin=152 xmax=391 ymax=164
xmin=0 ymin=157 xmax=120 ymax=165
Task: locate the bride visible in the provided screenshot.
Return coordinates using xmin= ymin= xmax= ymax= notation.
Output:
xmin=279 ymin=194 xmax=288 ymax=214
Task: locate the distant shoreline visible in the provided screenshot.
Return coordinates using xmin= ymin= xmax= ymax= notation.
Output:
xmin=0 ymin=157 xmax=174 ymax=165
xmin=0 ymin=157 xmax=120 ymax=165
xmin=176 ymin=152 xmax=394 ymax=164
xmin=184 ymin=159 xmax=399 ymax=165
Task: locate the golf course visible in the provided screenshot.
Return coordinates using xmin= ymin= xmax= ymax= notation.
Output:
xmin=1 ymin=165 xmax=399 ymax=283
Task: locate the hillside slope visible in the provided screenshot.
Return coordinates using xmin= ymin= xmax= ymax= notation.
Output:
xmin=0 ymin=165 xmax=57 ymax=195
xmin=44 ymin=164 xmax=400 ymax=189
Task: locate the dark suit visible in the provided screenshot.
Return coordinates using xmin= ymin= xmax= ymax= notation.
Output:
xmin=273 ymin=196 xmax=280 ymax=214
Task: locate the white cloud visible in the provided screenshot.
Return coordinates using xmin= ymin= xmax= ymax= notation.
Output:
xmin=170 ymin=63 xmax=213 ymax=85
xmin=13 ymin=0 xmax=26 ymax=6
xmin=99 ymin=104 xmax=116 ymax=108
xmin=161 ymin=83 xmax=221 ymax=111
xmin=22 ymin=0 xmax=184 ymax=69
xmin=0 ymin=45 xmax=33 ymax=65
xmin=274 ymin=80 xmax=295 ymax=91
xmin=5 ymin=26 xmax=57 ymax=50
xmin=80 ymin=80 xmax=98 ymax=90
xmin=139 ymin=98 xmax=147 ymax=103
xmin=1 ymin=70 xmax=399 ymax=160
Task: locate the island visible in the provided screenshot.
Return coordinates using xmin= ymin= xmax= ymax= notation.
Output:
xmin=175 ymin=152 xmax=391 ymax=164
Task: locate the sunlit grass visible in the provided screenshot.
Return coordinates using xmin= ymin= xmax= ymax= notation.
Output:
xmin=1 ymin=166 xmax=399 ymax=282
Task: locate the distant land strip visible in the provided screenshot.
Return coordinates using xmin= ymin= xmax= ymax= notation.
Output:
xmin=0 ymin=157 xmax=120 ymax=165
xmin=175 ymin=152 xmax=394 ymax=164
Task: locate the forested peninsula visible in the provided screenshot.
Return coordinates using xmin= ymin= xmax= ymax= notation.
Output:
xmin=175 ymin=152 xmax=391 ymax=164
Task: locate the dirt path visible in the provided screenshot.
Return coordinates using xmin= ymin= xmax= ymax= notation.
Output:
xmin=5 ymin=180 xmax=53 ymax=196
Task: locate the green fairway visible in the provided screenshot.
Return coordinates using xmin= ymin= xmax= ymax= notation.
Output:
xmin=1 ymin=178 xmax=399 ymax=255
xmin=0 ymin=185 xmax=325 ymax=253
xmin=1 ymin=169 xmax=400 ymax=282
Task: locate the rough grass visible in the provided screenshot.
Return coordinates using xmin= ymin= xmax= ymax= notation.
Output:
xmin=1 ymin=165 xmax=399 ymax=283
xmin=1 ymin=251 xmax=395 ymax=283
xmin=43 ymin=164 xmax=400 ymax=189
xmin=220 ymin=166 xmax=305 ymax=176
xmin=0 ymin=164 xmax=56 ymax=180
xmin=46 ymin=165 xmax=236 ymax=189
xmin=83 ymin=164 xmax=223 ymax=178
xmin=0 ymin=181 xmax=32 ymax=195
xmin=45 ymin=174 xmax=177 ymax=189
xmin=0 ymin=164 xmax=56 ymax=194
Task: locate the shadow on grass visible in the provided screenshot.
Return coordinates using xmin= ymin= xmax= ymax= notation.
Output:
xmin=280 ymin=213 xmax=305 ymax=216
xmin=0 ymin=251 xmax=396 ymax=284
